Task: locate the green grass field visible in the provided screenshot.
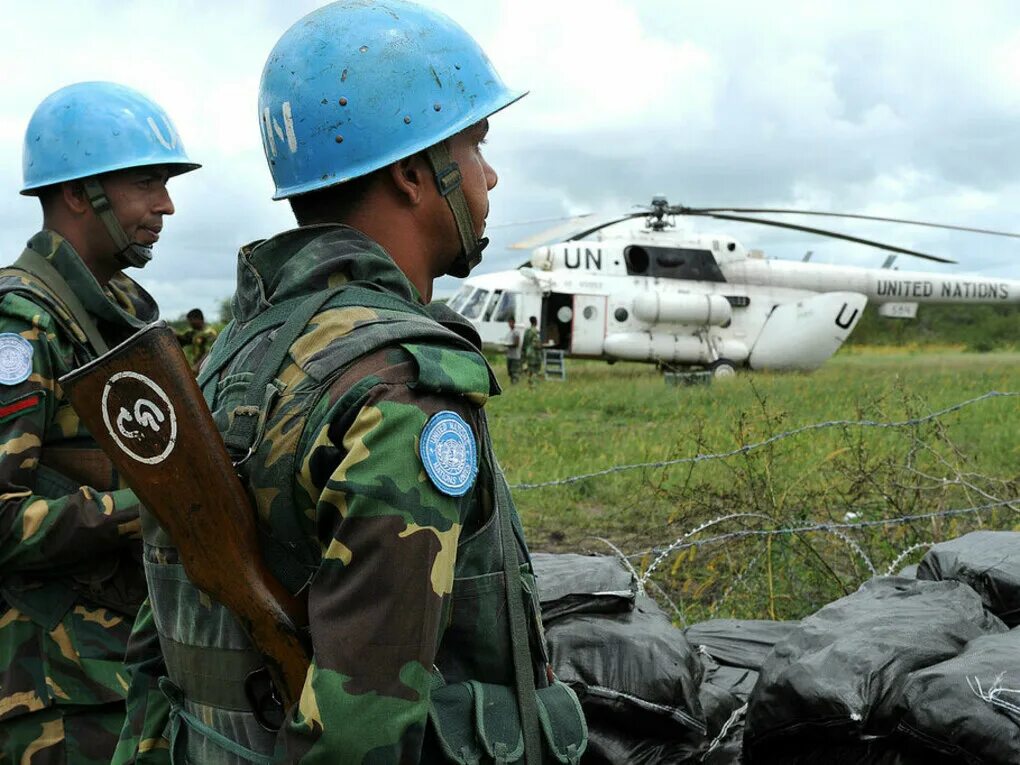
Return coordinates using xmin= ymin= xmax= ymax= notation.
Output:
xmin=486 ymin=349 xmax=1020 ymax=624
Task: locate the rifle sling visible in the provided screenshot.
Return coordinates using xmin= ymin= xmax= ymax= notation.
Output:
xmin=159 ymin=632 xmax=263 ymax=711
xmin=2 ymin=248 xmax=109 ymax=356
xmin=486 ymin=425 xmax=543 ymax=765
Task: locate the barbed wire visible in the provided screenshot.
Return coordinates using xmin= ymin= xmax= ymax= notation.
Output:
xmin=511 ymin=391 xmax=1019 ymax=490
xmin=635 ymin=497 xmax=1019 ymax=586
xmin=885 ymin=541 xmax=935 ymax=576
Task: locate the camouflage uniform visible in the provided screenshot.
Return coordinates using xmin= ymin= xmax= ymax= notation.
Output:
xmin=522 ymin=327 xmax=542 ymax=380
xmin=0 ymin=230 xmax=154 ymax=763
xmin=116 ymin=225 xmax=586 ymax=763
xmin=177 ymin=326 xmax=218 ymax=372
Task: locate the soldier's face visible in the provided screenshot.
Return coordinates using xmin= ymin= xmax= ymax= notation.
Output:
xmin=448 ymin=119 xmax=497 ymax=240
xmin=99 ymin=165 xmax=176 ymax=250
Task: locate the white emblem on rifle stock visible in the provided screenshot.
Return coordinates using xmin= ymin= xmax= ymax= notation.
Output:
xmin=101 ymin=371 xmax=178 ymax=464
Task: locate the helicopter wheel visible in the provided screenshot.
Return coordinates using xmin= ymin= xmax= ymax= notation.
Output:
xmin=710 ymin=359 xmax=737 ymax=378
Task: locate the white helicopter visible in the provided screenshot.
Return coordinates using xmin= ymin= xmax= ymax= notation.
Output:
xmin=448 ymin=197 xmax=1020 ymax=375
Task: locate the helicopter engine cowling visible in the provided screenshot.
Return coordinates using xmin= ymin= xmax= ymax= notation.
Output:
xmin=633 ymin=293 xmax=733 ymax=326
xmin=603 ymin=332 xmax=749 ymax=364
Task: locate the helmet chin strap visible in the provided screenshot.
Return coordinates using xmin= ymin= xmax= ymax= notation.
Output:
xmin=81 ymin=178 xmax=153 ymax=269
xmin=424 ymin=143 xmax=488 ymax=278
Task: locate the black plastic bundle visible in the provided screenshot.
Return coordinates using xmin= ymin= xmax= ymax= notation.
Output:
xmin=744 ymin=577 xmax=1007 ymax=763
xmin=917 ymin=531 xmax=1020 ymax=626
xmin=894 ymin=627 xmax=1020 ymax=764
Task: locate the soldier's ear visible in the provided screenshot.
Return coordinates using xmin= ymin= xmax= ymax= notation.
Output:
xmin=61 ymin=181 xmax=91 ymax=216
xmin=387 ymin=153 xmax=429 ymax=207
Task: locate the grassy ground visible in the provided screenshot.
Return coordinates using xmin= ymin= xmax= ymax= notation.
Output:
xmin=486 ymin=349 xmax=1020 ymax=623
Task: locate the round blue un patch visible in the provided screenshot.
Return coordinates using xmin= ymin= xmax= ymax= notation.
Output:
xmin=0 ymin=333 xmax=33 ymax=386
xmin=420 ymin=410 xmax=478 ymax=497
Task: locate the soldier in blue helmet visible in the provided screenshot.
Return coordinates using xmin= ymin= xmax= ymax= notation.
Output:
xmin=0 ymin=81 xmax=198 ymax=763
xmin=116 ymin=1 xmax=588 ymax=763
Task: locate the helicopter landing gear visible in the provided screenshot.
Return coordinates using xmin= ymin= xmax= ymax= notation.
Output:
xmin=710 ymin=359 xmax=737 ymax=378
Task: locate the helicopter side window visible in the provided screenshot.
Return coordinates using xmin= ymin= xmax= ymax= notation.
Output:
xmin=447 ymin=285 xmax=473 ymax=313
xmin=482 ymin=290 xmax=504 ymax=322
xmin=624 ymin=246 xmax=650 ymax=275
xmin=646 ymin=247 xmax=726 ymax=282
xmin=656 ymin=252 xmax=685 ymax=268
xmin=492 ymin=291 xmax=518 ymax=323
xmin=460 ymin=288 xmax=490 ymax=319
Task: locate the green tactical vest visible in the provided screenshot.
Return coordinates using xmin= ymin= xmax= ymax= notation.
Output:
xmin=142 ymin=283 xmax=587 ymax=764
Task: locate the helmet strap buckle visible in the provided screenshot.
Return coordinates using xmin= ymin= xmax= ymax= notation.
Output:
xmin=434 ymin=163 xmax=463 ymax=197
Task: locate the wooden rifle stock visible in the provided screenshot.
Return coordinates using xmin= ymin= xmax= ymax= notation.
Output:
xmin=59 ymin=321 xmax=309 ymax=708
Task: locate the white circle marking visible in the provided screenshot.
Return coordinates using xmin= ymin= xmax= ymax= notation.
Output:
xmin=101 ymin=371 xmax=178 ymax=465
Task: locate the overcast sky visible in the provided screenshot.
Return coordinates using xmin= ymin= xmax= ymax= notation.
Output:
xmin=2 ymin=1 xmax=1020 ymax=319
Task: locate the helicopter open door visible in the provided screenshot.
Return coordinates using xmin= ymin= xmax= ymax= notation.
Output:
xmin=749 ymin=291 xmax=868 ymax=371
xmin=540 ymin=293 xmax=606 ymax=355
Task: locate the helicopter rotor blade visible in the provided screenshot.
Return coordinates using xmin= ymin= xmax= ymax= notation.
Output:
xmin=683 ymin=207 xmax=1020 ymax=240
xmin=565 ymin=212 xmax=647 ymax=242
xmin=488 ymin=212 xmax=594 ymax=229
xmin=506 ymin=214 xmax=607 ymax=250
xmin=688 ymin=211 xmax=957 ymax=264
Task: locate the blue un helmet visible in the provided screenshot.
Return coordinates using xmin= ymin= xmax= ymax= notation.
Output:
xmin=259 ymin=0 xmax=525 ymax=276
xmin=21 ymin=81 xmax=200 ymax=268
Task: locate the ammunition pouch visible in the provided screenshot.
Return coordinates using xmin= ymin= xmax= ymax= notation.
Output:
xmin=427 ymin=678 xmax=587 ymax=765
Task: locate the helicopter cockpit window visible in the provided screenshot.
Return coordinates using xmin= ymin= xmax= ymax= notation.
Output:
xmin=624 ymin=246 xmax=650 ymax=275
xmin=492 ymin=291 xmax=518 ymax=323
xmin=482 ymin=290 xmax=504 ymax=322
xmin=460 ymin=288 xmax=490 ymax=319
xmin=447 ymin=285 xmax=473 ymax=313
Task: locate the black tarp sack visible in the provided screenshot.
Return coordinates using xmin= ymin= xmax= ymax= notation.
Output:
xmin=744 ymin=577 xmax=1007 ymax=763
xmin=532 ymin=552 xmax=636 ymax=622
xmin=917 ymin=531 xmax=1020 ymax=627
xmin=685 ymin=618 xmax=801 ymax=763
xmin=893 ymin=627 xmax=1020 ymax=764
xmin=546 ymin=592 xmax=706 ymax=738
xmin=697 ymin=659 xmax=758 ymax=765
xmin=685 ymin=619 xmax=800 ymax=671
xmin=535 ymin=553 xmax=712 ymax=762
xmin=582 ymin=709 xmax=706 ymax=765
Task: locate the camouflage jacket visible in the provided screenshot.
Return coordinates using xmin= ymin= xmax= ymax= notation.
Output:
xmin=118 ymin=225 xmax=585 ymax=764
xmin=0 ymin=232 xmax=154 ymax=730
xmin=177 ymin=325 xmax=218 ymax=371
xmin=522 ymin=328 xmax=541 ymax=361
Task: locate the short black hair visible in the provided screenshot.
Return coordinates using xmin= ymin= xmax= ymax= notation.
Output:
xmin=186 ymin=308 xmax=204 ymax=321
xmin=529 ymin=316 xmax=538 ymax=325
xmin=288 ymin=170 xmax=381 ymax=226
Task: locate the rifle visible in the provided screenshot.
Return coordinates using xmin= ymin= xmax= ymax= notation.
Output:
xmin=59 ymin=321 xmax=310 ymax=712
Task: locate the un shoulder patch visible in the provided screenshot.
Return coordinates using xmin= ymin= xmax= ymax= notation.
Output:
xmin=420 ymin=410 xmax=478 ymax=497
xmin=0 ymin=333 xmax=33 ymax=386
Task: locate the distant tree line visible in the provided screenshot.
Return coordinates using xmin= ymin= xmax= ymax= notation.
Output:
xmin=846 ymin=304 xmax=1020 ymax=351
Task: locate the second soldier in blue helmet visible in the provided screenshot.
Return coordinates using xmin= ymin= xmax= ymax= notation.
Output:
xmin=116 ymin=1 xmax=588 ymax=763
xmin=0 ymin=82 xmax=197 ymax=763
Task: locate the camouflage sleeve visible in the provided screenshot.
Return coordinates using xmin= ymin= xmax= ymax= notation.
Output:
xmin=112 ymin=598 xmax=171 ymax=765
xmin=0 ymin=299 xmax=141 ymax=573
xmin=276 ymin=347 xmax=482 ymax=764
